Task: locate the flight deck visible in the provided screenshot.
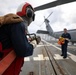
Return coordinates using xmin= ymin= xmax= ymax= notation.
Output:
xmin=20 ymin=37 xmax=76 ymax=75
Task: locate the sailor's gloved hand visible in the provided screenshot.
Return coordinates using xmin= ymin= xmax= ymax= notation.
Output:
xmin=26 ymin=33 xmax=41 ymax=48
xmin=65 ymin=38 xmax=70 ymax=41
xmin=30 ymin=40 xmax=37 ymax=48
xmin=30 ymin=36 xmax=41 ymax=48
xmin=30 ymin=36 xmax=41 ymax=44
xmin=35 ymin=36 xmax=41 ymax=44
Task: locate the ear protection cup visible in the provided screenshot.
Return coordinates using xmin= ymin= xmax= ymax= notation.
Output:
xmin=26 ymin=8 xmax=33 ymax=18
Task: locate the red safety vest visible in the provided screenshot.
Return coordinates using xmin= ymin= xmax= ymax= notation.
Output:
xmin=0 ymin=42 xmax=24 ymax=75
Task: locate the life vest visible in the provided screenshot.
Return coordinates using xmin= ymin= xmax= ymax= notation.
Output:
xmin=0 ymin=14 xmax=24 ymax=75
xmin=0 ymin=13 xmax=23 ymax=26
xmin=0 ymin=42 xmax=24 ymax=75
xmin=58 ymin=37 xmax=65 ymax=45
xmin=0 ymin=42 xmax=16 ymax=75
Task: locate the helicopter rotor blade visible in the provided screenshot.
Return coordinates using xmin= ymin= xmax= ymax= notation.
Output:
xmin=47 ymin=12 xmax=53 ymax=19
xmin=34 ymin=0 xmax=76 ymax=11
xmin=39 ymin=12 xmax=53 ymax=27
xmin=39 ymin=21 xmax=44 ymax=27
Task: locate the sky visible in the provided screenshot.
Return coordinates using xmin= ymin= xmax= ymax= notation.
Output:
xmin=0 ymin=0 xmax=76 ymax=33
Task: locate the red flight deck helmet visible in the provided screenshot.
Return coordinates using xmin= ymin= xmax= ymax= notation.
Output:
xmin=16 ymin=2 xmax=35 ymax=21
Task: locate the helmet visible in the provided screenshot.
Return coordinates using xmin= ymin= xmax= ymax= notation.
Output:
xmin=16 ymin=2 xmax=34 ymax=18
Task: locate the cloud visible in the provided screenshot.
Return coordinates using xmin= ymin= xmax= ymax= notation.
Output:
xmin=0 ymin=0 xmax=55 ymax=33
xmin=45 ymin=2 xmax=76 ymax=32
xmin=28 ymin=22 xmax=40 ymax=33
xmin=0 ymin=0 xmax=76 ymax=33
xmin=61 ymin=2 xmax=76 ymax=24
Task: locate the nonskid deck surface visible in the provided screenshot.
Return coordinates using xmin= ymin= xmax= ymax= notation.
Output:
xmin=20 ymin=40 xmax=76 ymax=75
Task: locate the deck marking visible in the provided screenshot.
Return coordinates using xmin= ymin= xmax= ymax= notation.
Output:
xmin=33 ymin=54 xmax=49 ymax=61
xmin=42 ymin=39 xmax=76 ymax=62
xmin=54 ymin=54 xmax=69 ymax=60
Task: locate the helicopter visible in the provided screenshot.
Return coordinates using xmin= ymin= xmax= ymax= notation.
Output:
xmin=37 ymin=18 xmax=76 ymax=44
xmin=34 ymin=0 xmax=76 ymax=44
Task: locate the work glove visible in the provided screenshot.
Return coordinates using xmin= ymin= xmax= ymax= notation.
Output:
xmin=30 ymin=36 xmax=41 ymax=48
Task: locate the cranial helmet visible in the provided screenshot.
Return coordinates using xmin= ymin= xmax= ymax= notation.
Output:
xmin=16 ymin=2 xmax=35 ymax=20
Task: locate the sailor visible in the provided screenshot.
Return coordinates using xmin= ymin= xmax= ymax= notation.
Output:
xmin=0 ymin=2 xmax=35 ymax=75
xmin=61 ymin=28 xmax=71 ymax=58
